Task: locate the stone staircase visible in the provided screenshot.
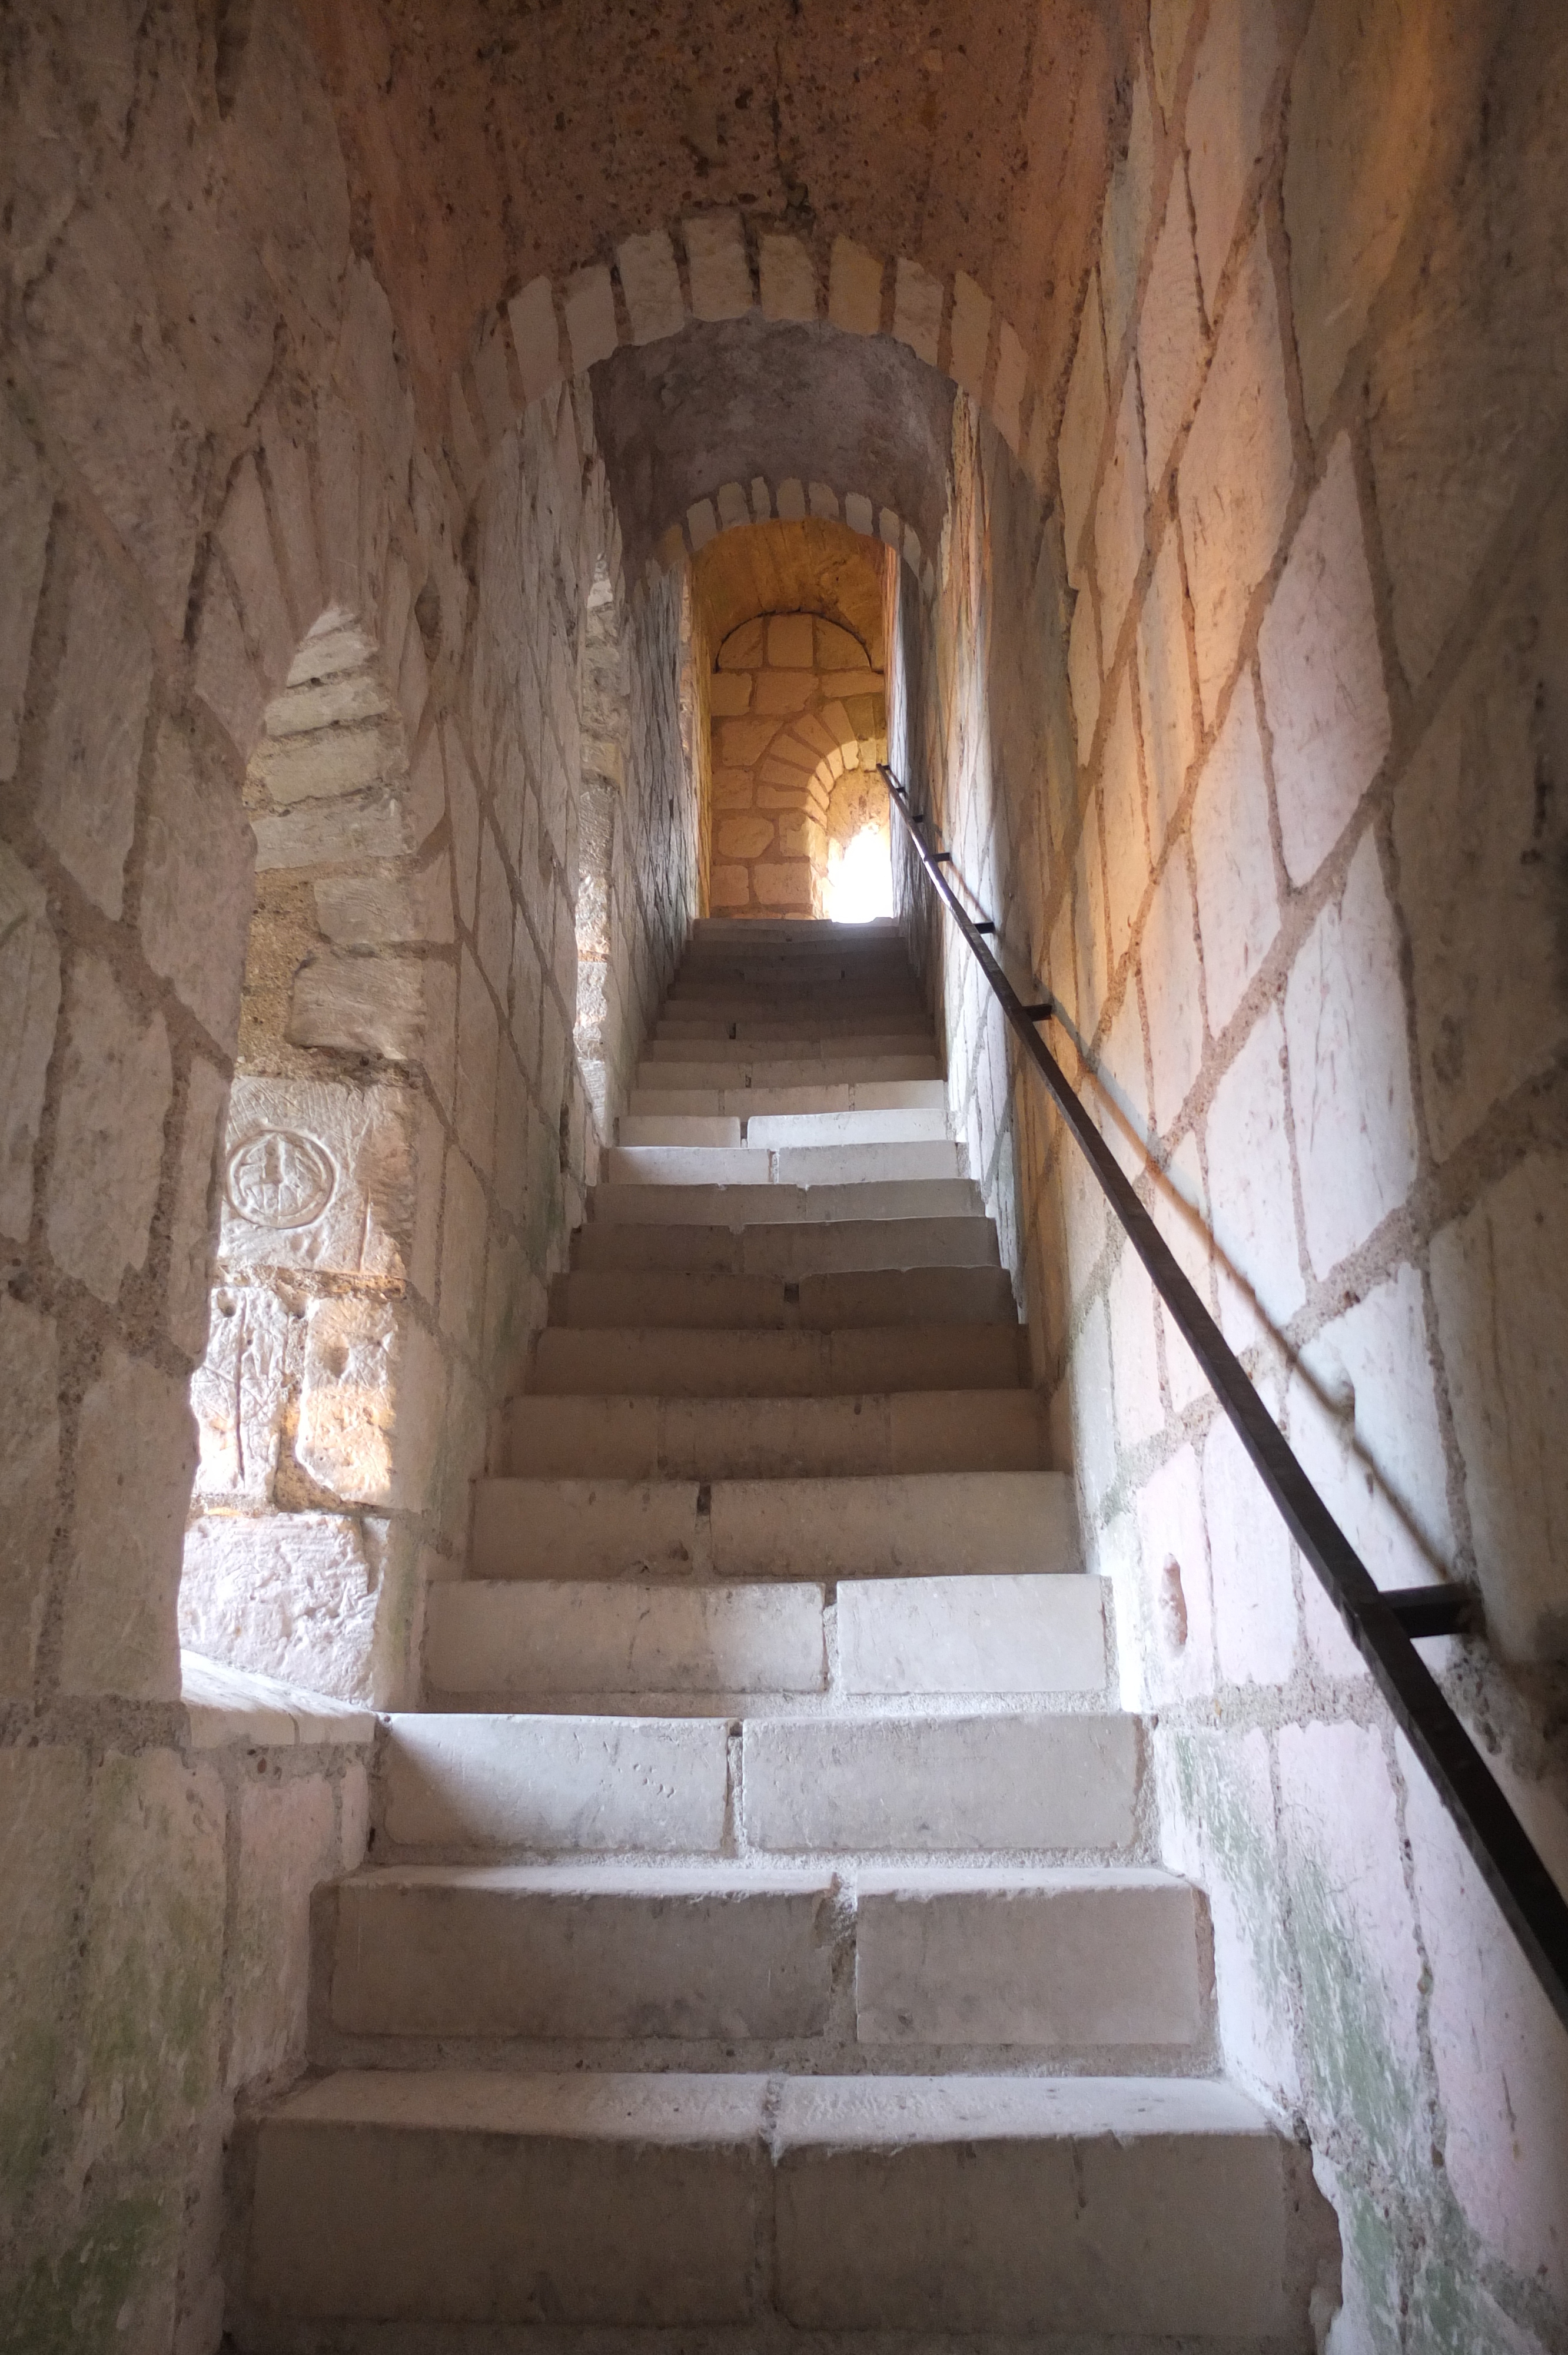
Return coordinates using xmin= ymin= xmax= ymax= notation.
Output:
xmin=233 ymin=917 xmax=1333 ymax=2350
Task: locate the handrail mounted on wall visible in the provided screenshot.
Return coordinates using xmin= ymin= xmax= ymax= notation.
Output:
xmin=881 ymin=764 xmax=1568 ymax=2036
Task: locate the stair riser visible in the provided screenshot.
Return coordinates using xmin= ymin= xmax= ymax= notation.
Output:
xmin=587 ymin=1178 xmax=984 ymax=1225
xmin=470 ymin=1472 xmax=1079 ymax=1584
xmin=527 ymin=1325 xmax=1028 ymax=1397
xmin=603 ymin=1140 xmax=962 ymax=1186
xmin=635 ymin=1057 xmax=940 ymax=1088
xmin=641 ymin=1038 xmax=937 ymax=1066
xmin=425 ymin=1575 xmax=1104 ymax=1703
xmin=501 ymin=1390 xmax=1051 ymax=1480
xmin=322 ymin=1870 xmax=1206 ymax=2053
xmin=241 ymin=2074 xmax=1313 ymax=2337
xmin=616 ymin=1109 xmax=950 ymax=1149
xmin=377 ymin=1714 xmax=1144 ymax=1859
xmin=548 ymin=1265 xmax=1015 ymax=1330
xmin=570 ymin=1216 xmax=999 ymax=1276
xmin=627 ymin=1080 xmax=945 ymax=1117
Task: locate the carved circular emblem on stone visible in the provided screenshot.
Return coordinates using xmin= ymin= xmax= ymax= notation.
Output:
xmin=226 ymin=1129 xmax=337 ymax=1230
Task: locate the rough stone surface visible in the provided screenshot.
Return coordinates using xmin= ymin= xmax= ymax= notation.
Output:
xmin=1204 ymin=1009 xmax=1304 ymax=1341
xmin=1139 ymin=167 xmax=1207 ymax=497
xmin=1136 ymin=525 xmax=1198 ymax=861
xmin=1184 ymin=0 xmax=1286 ymax=312
xmin=1190 ymin=676 xmax=1279 ymax=1035
xmin=35 ymin=532 xmax=152 ymax=919
xmin=178 ymin=1514 xmax=381 ymax=1700
xmin=0 ymin=1295 xmax=61 ymax=1694
xmin=61 ymin=1344 xmax=193 ymax=1700
xmin=46 ymin=952 xmax=171 ymax=1305
xmin=0 ymin=841 xmax=60 ymax=1242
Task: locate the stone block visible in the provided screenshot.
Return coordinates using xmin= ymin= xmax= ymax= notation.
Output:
xmin=855 ymin=1868 xmax=1204 ymax=2048
xmin=617 ymin=228 xmax=683 ymax=344
xmin=828 ymin=237 xmax=882 ymax=334
xmin=139 ymin=718 xmax=253 ymax=1051
xmin=59 ymin=1344 xmax=192 ymax=1699
xmin=948 ymin=271 xmax=990 ymax=399
xmin=1260 ymin=438 xmax=1391 ymax=886
xmin=1276 ymin=1721 xmax=1424 ymax=2178
xmin=1431 ymin=1154 xmax=1568 ymax=1662
xmin=742 ymin=1714 xmax=1141 ymax=1855
xmin=1201 ymin=1412 xmax=1297 ymax=1687
xmin=1283 ymin=831 xmax=1417 ymax=1276
xmin=77 ymin=1749 xmax=224 ymax=2174
xmin=838 ymin=1574 xmax=1105 ymax=1696
xmin=1108 ymin=1239 xmax=1164 ymax=1456
xmin=217 ymin=1075 xmax=417 ymax=1278
xmin=1289 ymin=1263 xmax=1454 ymax=1597
xmin=297 ymin=1295 xmax=407 ymax=1504
xmin=314 ymin=863 xmax=452 ymax=948
xmin=455 ymin=948 xmax=500 ymax=1173
xmin=438 ymin=1142 xmax=489 ymax=1359
xmin=507 ymin=276 xmax=562 ymax=401
xmin=1285 ymin=0 xmax=1434 ymax=433
xmin=167 ymin=1056 xmax=227 ymax=1360
xmin=563 ymin=264 xmax=618 ymax=372
xmin=1185 ymin=0 xmax=1286 ymax=311
xmin=47 ymin=953 xmax=171 ymax=1305
xmin=1393 ymin=483 xmax=1568 ymax=1160
xmin=0 ymin=842 xmax=60 ymax=1242
xmin=178 ymin=1512 xmax=381 ymax=1700
xmin=1400 ymin=1733 xmax=1568 ymax=2305
xmin=1141 ymin=850 xmax=1204 ymax=1136
xmin=1190 ymin=676 xmax=1279 ymax=1034
xmin=0 ymin=1293 xmax=60 ymax=1694
xmin=891 ymin=257 xmax=942 ymax=365
xmin=1058 ymin=274 xmax=1108 ymax=579
xmin=36 ymin=529 xmax=152 ymax=918
xmin=685 ymin=212 xmax=752 ymax=320
xmin=1067 ymin=585 xmax=1101 ymax=756
xmin=1095 ymin=364 xmax=1147 ymax=656
xmin=229 ymin=1774 xmax=337 ymax=2089
xmin=1099 ymin=68 xmax=1155 ymax=364
xmin=1140 ymin=166 xmax=1207 ymax=495
xmin=289 ymin=951 xmax=426 ymax=1062
xmin=248 ymin=2071 xmax=768 ymax=2324
xmin=0 ymin=401 xmax=52 ymax=784
xmin=1137 ymin=526 xmax=1197 ymax=860
xmin=0 ymin=1745 xmax=87 ymax=2203
xmin=1099 ymin=671 xmax=1150 ymax=970
xmin=1204 ymin=1009 xmax=1304 ymax=1342
xmin=380 ymin=1714 xmax=731 ymax=1853
xmin=191 ymin=1283 xmax=295 ymax=1505
xmin=427 ymin=1581 xmax=825 ymax=1699
xmin=1132 ymin=1441 xmax=1215 ymax=1705
xmin=1178 ymin=227 xmax=1294 ymax=724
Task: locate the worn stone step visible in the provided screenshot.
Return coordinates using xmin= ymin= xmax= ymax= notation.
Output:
xmin=242 ymin=2070 xmax=1320 ymax=2336
xmin=426 ymin=1580 xmax=828 ymax=1700
xmin=853 ymin=1868 xmax=1208 ymax=2049
xmin=425 ymin=1574 xmax=1102 ymax=1704
xmin=616 ymin=1106 xmax=950 ymax=1150
xmin=602 ymin=1139 xmax=962 ymax=1187
xmin=500 ymin=1389 xmax=1051 ymax=1480
xmin=655 ymin=1010 xmax=931 ymax=1040
xmin=570 ymin=1214 xmax=999 ymax=1277
xmin=666 ymin=979 xmax=922 ymax=1006
xmin=471 ymin=1470 xmax=1079 ymax=1581
xmin=588 ymin=1176 xmax=984 ymax=1226
xmin=527 ymin=1323 xmax=1028 ymax=1397
xmin=742 ymin=1713 xmax=1144 ymax=1855
xmin=377 ymin=1714 xmax=730 ymax=1855
xmin=548 ymin=1264 xmax=1016 ymax=1331
xmin=634 ymin=1054 xmax=941 ymax=1088
xmin=627 ymin=1078 xmax=946 ymax=1117
xmin=325 ymin=1863 xmax=838 ymax=2043
xmin=642 ymin=1034 xmax=937 ymax=1066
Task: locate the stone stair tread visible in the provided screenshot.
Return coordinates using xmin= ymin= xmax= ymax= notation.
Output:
xmin=627 ymin=1079 xmax=946 ymax=1116
xmin=500 ymin=1389 xmax=1051 ymax=1478
xmin=588 ymin=1176 xmax=983 ymax=1223
xmin=569 ymin=1213 xmax=998 ymax=1274
xmin=603 ymin=1139 xmax=962 ymax=1186
xmin=548 ymin=1264 xmax=1016 ymax=1329
xmin=616 ymin=1107 xmax=950 ymax=1149
xmin=527 ymin=1323 xmax=1029 ymax=1397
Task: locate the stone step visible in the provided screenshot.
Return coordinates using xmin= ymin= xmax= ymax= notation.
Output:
xmin=424 ymin=1574 xmax=1103 ymax=1704
xmin=241 ymin=2071 xmax=1318 ymax=2337
xmin=527 ymin=1322 xmax=1028 ymax=1397
xmin=602 ymin=1139 xmax=962 ymax=1187
xmin=666 ymin=980 xmax=922 ymax=1006
xmin=570 ymin=1214 xmax=999 ymax=1276
xmin=588 ymin=1176 xmax=984 ymax=1225
xmin=376 ymin=1711 xmax=1142 ymax=1858
xmin=500 ymin=1389 xmax=1051 ymax=1479
xmin=547 ymin=1264 xmax=1016 ymax=1331
xmin=636 ymin=1059 xmax=941 ymax=1092
xmin=616 ymin=1106 xmax=950 ymax=1150
xmin=740 ymin=1713 xmax=1144 ymax=1855
xmin=471 ymin=1470 xmax=1079 ymax=1581
xmin=655 ymin=1010 xmax=931 ymax=1040
xmin=627 ymin=1077 xmax=946 ymax=1116
xmin=320 ymin=1862 xmax=1205 ymax=2052
xmin=641 ymin=1034 xmax=938 ymax=1066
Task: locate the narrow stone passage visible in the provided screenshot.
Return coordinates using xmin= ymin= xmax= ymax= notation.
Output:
xmin=234 ymin=918 xmax=1333 ymax=2347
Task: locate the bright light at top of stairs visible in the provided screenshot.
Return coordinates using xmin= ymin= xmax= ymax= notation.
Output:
xmin=825 ymin=823 xmax=893 ymax=921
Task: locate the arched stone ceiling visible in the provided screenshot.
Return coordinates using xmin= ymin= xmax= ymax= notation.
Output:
xmin=692 ymin=519 xmax=888 ymax=667
xmin=298 ymin=0 xmax=1136 ymax=440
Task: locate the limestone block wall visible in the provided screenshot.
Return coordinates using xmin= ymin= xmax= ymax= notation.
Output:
xmin=708 ymin=614 xmax=887 ymax=916
xmin=898 ymin=2 xmax=1568 ymax=2344
xmin=0 ymin=5 xmax=692 ymax=2343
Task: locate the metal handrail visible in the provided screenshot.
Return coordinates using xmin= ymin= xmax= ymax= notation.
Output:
xmin=881 ymin=763 xmax=1568 ymax=2036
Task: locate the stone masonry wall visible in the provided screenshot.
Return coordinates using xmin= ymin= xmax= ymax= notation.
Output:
xmin=0 ymin=5 xmax=690 ymax=2344
xmin=899 ymin=2 xmax=1568 ymax=2346
xmin=709 ymin=613 xmax=888 ymax=916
